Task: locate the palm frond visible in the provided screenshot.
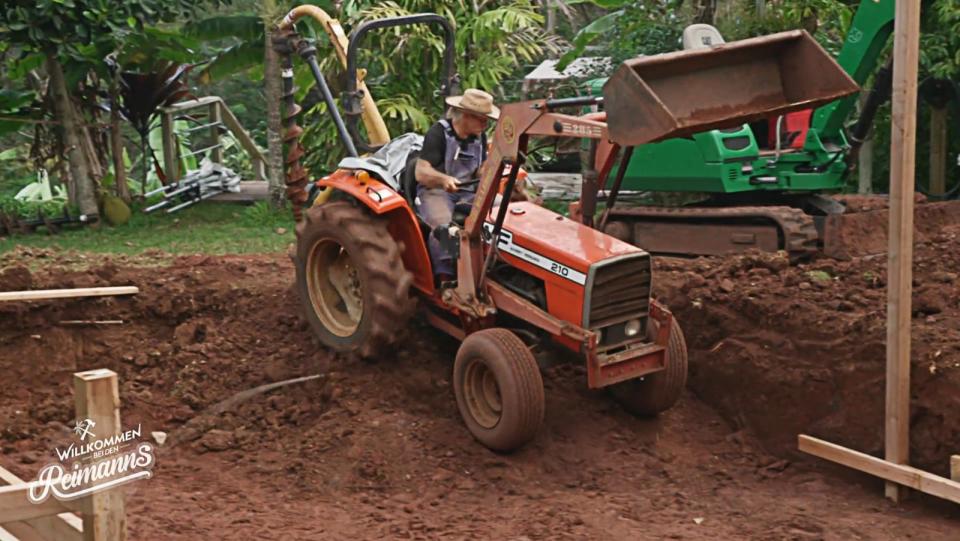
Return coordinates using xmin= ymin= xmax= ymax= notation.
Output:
xmin=376 ymin=94 xmax=432 ymax=132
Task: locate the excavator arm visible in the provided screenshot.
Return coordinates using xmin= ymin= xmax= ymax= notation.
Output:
xmin=811 ymin=0 xmax=895 ymax=139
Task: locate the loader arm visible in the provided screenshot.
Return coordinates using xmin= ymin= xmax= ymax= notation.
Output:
xmin=457 ymin=99 xmax=614 ymax=306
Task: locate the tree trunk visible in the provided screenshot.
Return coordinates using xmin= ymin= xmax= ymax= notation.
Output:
xmin=264 ymin=24 xmax=287 ymax=209
xmin=695 ymin=0 xmax=717 ymax=24
xmin=857 ymin=92 xmax=874 ymax=194
xmin=858 ymin=134 xmax=874 ymax=194
xmin=929 ymin=106 xmax=947 ymax=197
xmin=110 ymin=78 xmax=130 ymax=202
xmin=545 ymin=0 xmax=556 ymax=33
xmin=81 ymin=124 xmax=103 ymax=180
xmin=46 ymin=53 xmax=98 ymax=218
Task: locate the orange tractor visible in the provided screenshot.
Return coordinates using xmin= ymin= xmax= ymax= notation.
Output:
xmin=274 ymin=8 xmax=858 ymax=451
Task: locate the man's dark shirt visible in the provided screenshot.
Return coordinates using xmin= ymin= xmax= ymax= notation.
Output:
xmin=419 ymin=121 xmax=482 ymax=175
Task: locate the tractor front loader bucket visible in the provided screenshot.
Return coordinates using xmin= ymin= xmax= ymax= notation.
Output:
xmin=604 ymin=30 xmax=859 ymax=146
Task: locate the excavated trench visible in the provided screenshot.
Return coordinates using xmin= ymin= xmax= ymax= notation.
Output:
xmin=1 ymin=233 xmax=959 ymax=537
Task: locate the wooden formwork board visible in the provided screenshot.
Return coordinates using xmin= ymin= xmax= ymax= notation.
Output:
xmin=0 ymin=287 xmax=138 ymax=303
xmin=799 ymin=436 xmax=960 ymax=505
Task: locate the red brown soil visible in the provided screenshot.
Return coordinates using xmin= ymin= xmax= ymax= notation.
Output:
xmin=828 ymin=195 xmax=960 ymax=259
xmin=1 ymin=242 xmax=959 ymax=539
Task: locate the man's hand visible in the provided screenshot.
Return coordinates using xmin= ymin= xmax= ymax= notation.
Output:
xmin=416 ymin=159 xmax=460 ymax=193
xmin=439 ymin=175 xmax=460 ymax=193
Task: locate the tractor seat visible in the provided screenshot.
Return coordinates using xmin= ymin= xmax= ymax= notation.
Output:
xmin=682 ymin=24 xmax=725 ymax=50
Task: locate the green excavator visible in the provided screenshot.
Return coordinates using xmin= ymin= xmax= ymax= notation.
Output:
xmin=586 ymin=0 xmax=895 ymax=258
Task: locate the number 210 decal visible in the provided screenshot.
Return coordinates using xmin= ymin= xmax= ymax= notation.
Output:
xmin=484 ymin=223 xmax=587 ymax=285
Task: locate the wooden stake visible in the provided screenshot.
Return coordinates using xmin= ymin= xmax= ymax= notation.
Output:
xmin=885 ymin=0 xmax=922 ymax=504
xmin=161 ymin=112 xmax=177 ymax=183
xmin=952 ymin=455 xmax=960 ymax=482
xmin=208 ymin=102 xmax=224 ymax=165
xmin=929 ymin=106 xmax=947 ymax=197
xmin=0 ymin=287 xmax=138 ymax=303
xmin=74 ymin=369 xmax=125 ymax=541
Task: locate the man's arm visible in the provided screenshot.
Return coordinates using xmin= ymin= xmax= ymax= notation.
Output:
xmin=416 ymin=159 xmax=459 ymax=193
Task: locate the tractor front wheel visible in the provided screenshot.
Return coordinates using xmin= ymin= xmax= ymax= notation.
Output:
xmin=294 ymin=201 xmax=414 ymax=358
xmin=609 ymin=317 xmax=688 ymax=416
xmin=453 ymin=328 xmax=545 ymax=452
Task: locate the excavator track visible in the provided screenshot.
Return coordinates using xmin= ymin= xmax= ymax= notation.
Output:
xmin=603 ymin=205 xmax=820 ymax=260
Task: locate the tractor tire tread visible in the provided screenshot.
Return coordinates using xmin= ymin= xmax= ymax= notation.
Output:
xmin=454 ymin=328 xmax=545 ymax=452
xmin=294 ymin=201 xmax=414 ymax=359
xmin=610 ymin=316 xmax=688 ymax=416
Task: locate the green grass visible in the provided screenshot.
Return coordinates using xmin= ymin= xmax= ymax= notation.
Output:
xmin=0 ymin=201 xmax=296 ymax=256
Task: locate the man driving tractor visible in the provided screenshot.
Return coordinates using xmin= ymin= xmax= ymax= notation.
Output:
xmin=414 ymin=88 xmax=498 ymax=281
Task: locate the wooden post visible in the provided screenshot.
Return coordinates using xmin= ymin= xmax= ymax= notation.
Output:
xmin=74 ymin=369 xmax=125 ymax=541
xmin=208 ymin=102 xmax=224 ymax=165
xmin=217 ymin=100 xmax=267 ymax=181
xmin=160 ymin=113 xmax=178 ymax=183
xmin=952 ymin=455 xmax=960 ymax=482
xmin=884 ymin=0 xmax=922 ymax=504
xmin=929 ymin=106 xmax=947 ymax=197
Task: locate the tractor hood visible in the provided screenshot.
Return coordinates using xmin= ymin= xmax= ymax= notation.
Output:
xmin=486 ymin=201 xmax=643 ymax=287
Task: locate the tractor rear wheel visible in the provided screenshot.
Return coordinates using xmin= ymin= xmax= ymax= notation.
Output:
xmin=294 ymin=201 xmax=414 ymax=358
xmin=609 ymin=317 xmax=688 ymax=416
xmin=453 ymin=328 xmax=544 ymax=452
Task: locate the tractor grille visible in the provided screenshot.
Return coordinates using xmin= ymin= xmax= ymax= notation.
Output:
xmin=584 ymin=254 xmax=652 ymax=330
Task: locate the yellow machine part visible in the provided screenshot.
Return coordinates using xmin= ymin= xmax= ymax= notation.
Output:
xmin=279 ymin=5 xmax=391 ymax=147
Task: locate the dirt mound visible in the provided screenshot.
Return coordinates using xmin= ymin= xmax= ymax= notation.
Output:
xmin=827 ymin=197 xmax=960 ymax=259
xmin=654 ymin=238 xmax=960 ymax=474
xmin=0 ymin=265 xmax=32 ymax=290
xmin=0 ymin=249 xmax=957 ymax=538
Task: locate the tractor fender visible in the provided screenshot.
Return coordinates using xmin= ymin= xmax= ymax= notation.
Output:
xmin=316 ymin=171 xmax=435 ymax=294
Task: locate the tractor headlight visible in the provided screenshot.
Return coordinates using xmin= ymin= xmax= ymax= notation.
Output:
xmin=624 ymin=318 xmax=643 ymax=338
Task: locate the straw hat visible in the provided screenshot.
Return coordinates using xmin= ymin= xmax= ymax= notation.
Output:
xmin=445 ymin=89 xmax=500 ymax=120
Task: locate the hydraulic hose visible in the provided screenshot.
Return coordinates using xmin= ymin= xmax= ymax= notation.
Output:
xmin=846 ymin=57 xmax=894 ymax=169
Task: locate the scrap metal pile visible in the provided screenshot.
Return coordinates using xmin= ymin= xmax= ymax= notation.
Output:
xmin=144 ymin=159 xmax=241 ymax=214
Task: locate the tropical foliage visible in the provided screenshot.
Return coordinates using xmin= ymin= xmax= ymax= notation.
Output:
xmin=0 ymin=0 xmax=231 ymax=217
xmin=300 ymin=0 xmax=563 ymax=172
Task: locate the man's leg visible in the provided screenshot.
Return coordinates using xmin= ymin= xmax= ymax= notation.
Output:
xmin=415 ymin=187 xmax=456 ymax=277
